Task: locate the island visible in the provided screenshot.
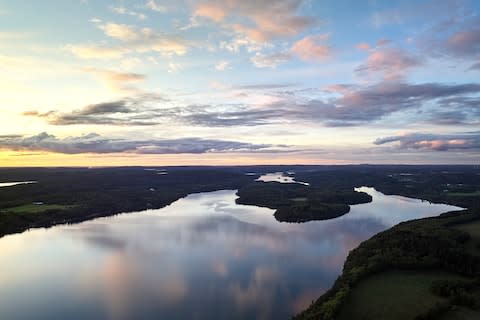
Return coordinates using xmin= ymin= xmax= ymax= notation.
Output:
xmin=235 ymin=182 xmax=372 ymax=222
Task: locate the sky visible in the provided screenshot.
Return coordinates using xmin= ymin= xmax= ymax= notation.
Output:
xmin=0 ymin=0 xmax=479 ymax=166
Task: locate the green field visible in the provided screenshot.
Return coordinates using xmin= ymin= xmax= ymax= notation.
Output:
xmin=0 ymin=204 xmax=75 ymax=214
xmin=337 ymin=270 xmax=465 ymax=320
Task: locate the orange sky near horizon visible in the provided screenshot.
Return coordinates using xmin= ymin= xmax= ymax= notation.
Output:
xmin=0 ymin=151 xmax=351 ymax=167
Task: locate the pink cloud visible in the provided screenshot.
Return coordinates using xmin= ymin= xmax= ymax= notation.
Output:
xmin=193 ymin=0 xmax=316 ymax=42
xmin=374 ymin=132 xmax=480 ymax=151
xmin=291 ymin=34 xmax=331 ymax=62
xmin=356 ymin=47 xmax=422 ymax=80
xmin=194 ymin=3 xmax=225 ymax=22
xmin=356 ymin=42 xmax=370 ymax=51
xmin=446 ymin=28 xmax=480 ymax=56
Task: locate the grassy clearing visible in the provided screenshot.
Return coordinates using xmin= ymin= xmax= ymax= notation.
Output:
xmin=337 ymin=270 xmax=465 ymax=320
xmin=0 ymin=204 xmax=75 ymax=214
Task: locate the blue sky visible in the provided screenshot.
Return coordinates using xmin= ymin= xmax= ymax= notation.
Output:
xmin=0 ymin=0 xmax=479 ymax=165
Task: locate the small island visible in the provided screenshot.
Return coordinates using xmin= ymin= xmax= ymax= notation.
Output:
xmin=235 ymin=181 xmax=372 ymax=222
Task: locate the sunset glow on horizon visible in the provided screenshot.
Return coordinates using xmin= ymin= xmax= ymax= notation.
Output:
xmin=1 ymin=0 xmax=479 ymax=166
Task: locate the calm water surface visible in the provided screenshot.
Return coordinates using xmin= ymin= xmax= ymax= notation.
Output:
xmin=0 ymin=187 xmax=461 ymax=320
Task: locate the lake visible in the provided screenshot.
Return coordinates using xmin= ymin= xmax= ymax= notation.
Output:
xmin=0 ymin=187 xmax=461 ymax=320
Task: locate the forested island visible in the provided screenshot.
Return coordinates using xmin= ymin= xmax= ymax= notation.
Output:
xmin=235 ymin=182 xmax=372 ymax=222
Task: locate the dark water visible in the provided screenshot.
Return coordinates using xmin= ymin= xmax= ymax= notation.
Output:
xmin=0 ymin=187 xmax=461 ymax=320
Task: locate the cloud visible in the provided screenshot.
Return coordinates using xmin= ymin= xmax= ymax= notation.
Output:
xmin=180 ymin=105 xmax=283 ymax=126
xmin=356 ymin=46 xmax=423 ymax=80
xmin=291 ymin=34 xmax=331 ymax=62
xmin=0 ymin=132 xmax=278 ymax=154
xmin=193 ymin=0 xmax=316 ymax=42
xmin=469 ymin=61 xmax=480 ymax=70
xmin=21 ymin=111 xmax=41 ymax=116
xmin=110 ymin=6 xmax=147 ymax=20
xmin=250 ymin=52 xmax=292 ymax=68
xmin=321 ymin=81 xmax=480 ymax=126
xmin=23 ymin=81 xmax=480 ymax=128
xmin=415 ymin=13 xmax=480 ymax=64
xmin=369 ymin=1 xmax=464 ymax=29
xmin=194 ymin=3 xmax=225 ymax=22
xmin=68 ymin=101 xmax=132 ymax=115
xmin=445 ymin=28 xmax=480 ymax=57
xmin=374 ymin=132 xmax=480 ymax=151
xmin=67 ymin=22 xmax=188 ymax=59
xmin=23 ymin=95 xmax=166 ymax=126
xmin=98 ymin=23 xmax=139 ymax=41
xmin=224 ymin=81 xmax=480 ymax=127
xmin=427 ymin=110 xmax=476 ymax=126
xmin=356 ymin=42 xmax=370 ymax=51
xmin=219 ymin=36 xmax=265 ymax=53
xmin=426 ymin=96 xmax=480 ymax=126
xmin=355 ymin=39 xmax=389 ymax=52
xmin=214 ymin=60 xmax=230 ymax=71
xmin=80 ymin=67 xmax=146 ymax=92
xmin=66 ymin=45 xmax=127 ymax=59
xmin=167 ymin=62 xmax=183 ymax=73
xmin=234 ymin=83 xmax=295 ymax=90
xmin=146 ymin=0 xmax=168 ymax=13
xmin=249 ymin=33 xmax=330 ymax=68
